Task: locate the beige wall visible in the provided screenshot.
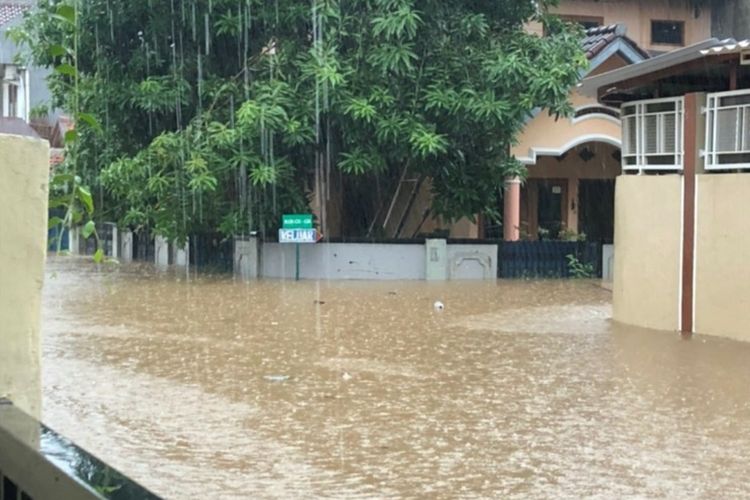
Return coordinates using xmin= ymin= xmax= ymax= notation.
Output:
xmin=512 ymin=91 xmax=622 ymax=164
xmin=0 ymin=133 xmax=49 ymax=418
xmin=694 ymin=174 xmax=750 ymax=342
xmin=528 ymin=0 xmax=711 ymax=53
xmin=613 ymin=175 xmax=681 ymax=332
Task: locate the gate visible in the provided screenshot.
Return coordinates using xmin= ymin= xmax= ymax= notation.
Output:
xmin=499 ymin=241 xmax=602 ymax=278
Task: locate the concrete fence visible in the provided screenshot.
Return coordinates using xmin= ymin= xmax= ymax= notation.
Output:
xmin=236 ymin=238 xmax=498 ymax=281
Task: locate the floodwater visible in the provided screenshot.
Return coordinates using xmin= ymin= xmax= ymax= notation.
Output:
xmin=41 ymin=257 xmax=750 ymax=499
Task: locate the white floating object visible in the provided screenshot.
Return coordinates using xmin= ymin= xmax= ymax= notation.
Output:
xmin=341 ymin=371 xmax=353 ymax=381
xmin=263 ymin=375 xmax=289 ymax=382
xmin=433 ymin=301 xmax=445 ymax=312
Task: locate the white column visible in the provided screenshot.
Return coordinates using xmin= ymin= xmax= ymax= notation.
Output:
xmin=155 ymin=235 xmax=169 ymax=268
xmin=17 ymin=71 xmax=27 ymax=121
xmin=234 ymin=237 xmax=259 ymax=280
xmin=174 ymin=243 xmax=189 ymax=267
xmin=1 ymin=82 xmax=9 ymax=117
xmin=110 ymin=225 xmax=119 ymax=259
xmin=120 ymin=230 xmax=133 ymax=263
xmin=69 ymin=226 xmax=80 ymax=255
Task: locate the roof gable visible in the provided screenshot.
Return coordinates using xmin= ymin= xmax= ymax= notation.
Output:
xmin=582 ymin=24 xmax=650 ymax=74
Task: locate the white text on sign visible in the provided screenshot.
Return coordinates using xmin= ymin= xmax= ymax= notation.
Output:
xmin=279 ymin=228 xmax=317 ymax=243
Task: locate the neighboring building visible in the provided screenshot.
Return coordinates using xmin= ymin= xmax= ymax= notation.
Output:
xmin=529 ymin=0 xmax=712 ymax=56
xmin=1 ymin=1 xmax=67 ymax=171
xmin=0 ymin=2 xmax=52 ymax=122
xmin=504 ymin=0 xmax=714 ymax=243
xmin=712 ymin=0 xmax=750 ymax=40
xmin=580 ymin=37 xmax=750 ymax=341
xmin=508 ymin=24 xmax=649 ymax=242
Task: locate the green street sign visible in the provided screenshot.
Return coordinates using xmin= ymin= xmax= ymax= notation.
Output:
xmin=282 ymin=213 xmax=313 ymax=229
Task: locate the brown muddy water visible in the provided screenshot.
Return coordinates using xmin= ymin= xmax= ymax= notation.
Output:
xmin=41 ymin=257 xmax=750 ymax=499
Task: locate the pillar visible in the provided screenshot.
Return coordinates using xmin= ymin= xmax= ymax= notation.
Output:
xmin=425 ymin=238 xmax=448 ymax=280
xmin=120 ymin=230 xmax=133 ymax=263
xmin=110 ymin=224 xmax=119 ymax=259
xmin=503 ymin=176 xmax=521 ymax=241
xmin=154 ymin=235 xmax=169 ymax=268
xmin=0 ymin=133 xmax=48 ymax=419
xmin=679 ymin=92 xmax=704 ymax=336
xmin=234 ymin=237 xmax=259 ymax=280
xmin=69 ymin=226 xmax=80 ymax=255
xmin=173 ymin=243 xmax=189 ymax=267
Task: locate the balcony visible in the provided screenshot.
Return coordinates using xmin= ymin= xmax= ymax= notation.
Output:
xmin=704 ymin=89 xmax=750 ymax=170
xmin=621 ymin=97 xmax=684 ymax=172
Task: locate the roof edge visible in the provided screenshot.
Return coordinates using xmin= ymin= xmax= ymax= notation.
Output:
xmin=579 ymin=38 xmax=726 ymax=97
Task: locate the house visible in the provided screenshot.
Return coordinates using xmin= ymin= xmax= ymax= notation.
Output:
xmin=370 ymin=0 xmax=714 ymax=243
xmin=580 ymin=37 xmax=750 ymax=340
xmin=532 ymin=0 xmax=712 ymax=56
xmin=1 ymin=2 xmax=49 ymax=122
xmin=507 ymin=24 xmax=649 ymax=243
xmin=504 ymin=0 xmax=714 ymax=243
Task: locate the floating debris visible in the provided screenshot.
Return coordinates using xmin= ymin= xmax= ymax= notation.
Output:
xmin=434 ymin=301 xmax=445 ymax=312
xmin=263 ymin=375 xmax=290 ymax=382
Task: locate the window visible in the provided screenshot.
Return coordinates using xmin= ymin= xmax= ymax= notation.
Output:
xmin=621 ymin=97 xmax=684 ymax=171
xmin=705 ymin=89 xmax=750 ymax=170
xmin=651 ymin=20 xmax=684 ymax=46
xmin=560 ymin=15 xmax=603 ymax=31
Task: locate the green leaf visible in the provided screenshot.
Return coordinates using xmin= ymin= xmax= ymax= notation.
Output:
xmin=82 ymin=220 xmax=96 ymax=239
xmin=76 ymin=186 xmax=94 ymax=214
xmin=55 ymin=63 xmax=77 ymax=77
xmin=77 ymin=112 xmax=102 ymax=132
xmin=48 ymin=197 xmax=69 ymax=209
xmin=64 ymin=129 xmax=77 ymax=144
xmin=48 ymin=216 xmax=64 ymax=229
xmin=48 ymin=44 xmax=67 ymax=57
xmin=56 ymin=5 xmax=76 ymax=24
xmin=51 ymin=173 xmax=74 ymax=185
xmin=93 ymin=248 xmax=104 ymax=264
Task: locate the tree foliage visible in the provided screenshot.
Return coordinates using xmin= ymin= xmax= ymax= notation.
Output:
xmin=11 ymin=0 xmax=586 ymax=242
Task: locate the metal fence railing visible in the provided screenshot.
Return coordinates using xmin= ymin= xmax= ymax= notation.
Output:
xmin=499 ymin=241 xmax=602 ymax=279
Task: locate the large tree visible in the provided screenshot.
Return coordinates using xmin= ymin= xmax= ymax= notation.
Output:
xmin=12 ymin=0 xmax=586 ymax=242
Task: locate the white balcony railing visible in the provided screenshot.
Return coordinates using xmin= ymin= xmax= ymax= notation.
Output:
xmin=621 ymin=97 xmax=684 ymax=171
xmin=704 ymin=89 xmax=750 ymax=170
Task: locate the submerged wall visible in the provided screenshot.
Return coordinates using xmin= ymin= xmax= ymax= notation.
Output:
xmin=259 ymin=241 xmax=498 ymax=280
xmin=694 ymin=174 xmax=750 ymax=341
xmin=0 ymin=133 xmax=49 ymax=418
xmin=614 ymin=173 xmax=750 ymax=341
xmin=613 ymin=175 xmax=681 ymax=332
xmin=262 ymin=243 xmax=426 ymax=280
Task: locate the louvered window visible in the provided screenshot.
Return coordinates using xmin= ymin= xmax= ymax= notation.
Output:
xmin=705 ymin=90 xmax=750 ymax=170
xmin=621 ymin=97 xmax=684 ymax=171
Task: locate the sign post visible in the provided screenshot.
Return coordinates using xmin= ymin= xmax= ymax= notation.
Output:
xmin=279 ymin=214 xmax=316 ymax=280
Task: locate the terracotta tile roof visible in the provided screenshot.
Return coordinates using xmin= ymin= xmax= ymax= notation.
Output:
xmin=582 ymin=24 xmax=649 ymax=60
xmin=0 ymin=3 xmax=29 ymax=28
xmin=50 ymin=147 xmax=65 ymax=168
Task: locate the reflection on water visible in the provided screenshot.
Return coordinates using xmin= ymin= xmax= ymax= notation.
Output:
xmin=42 ymin=257 xmax=750 ymax=499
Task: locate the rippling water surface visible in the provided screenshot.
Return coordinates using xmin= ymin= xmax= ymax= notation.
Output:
xmin=41 ymin=257 xmax=750 ymax=499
